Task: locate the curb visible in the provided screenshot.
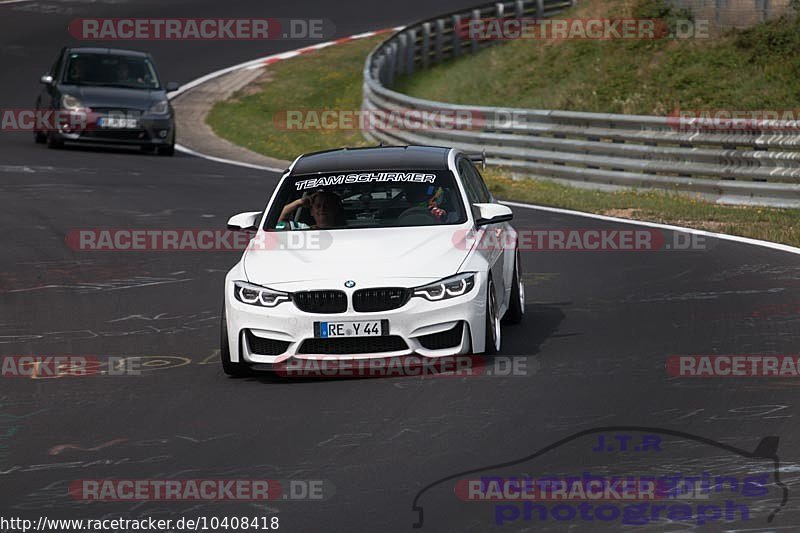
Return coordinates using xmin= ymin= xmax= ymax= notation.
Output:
xmin=169 ymin=26 xmax=403 ymax=171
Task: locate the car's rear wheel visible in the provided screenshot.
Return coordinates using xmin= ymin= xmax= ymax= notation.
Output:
xmin=220 ymin=306 xmax=249 ymax=377
xmin=483 ymin=276 xmax=501 ymax=355
xmin=502 ymin=249 xmax=525 ymax=324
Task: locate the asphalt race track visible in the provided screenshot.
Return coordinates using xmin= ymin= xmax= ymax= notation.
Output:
xmin=1 ymin=1 xmax=799 ymax=531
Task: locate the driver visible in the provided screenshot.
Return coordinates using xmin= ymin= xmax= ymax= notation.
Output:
xmin=277 ymin=190 xmax=344 ymax=229
xmin=399 ymin=184 xmax=452 ymax=222
xmin=68 ymin=58 xmax=89 ymax=83
xmin=117 ymin=62 xmax=145 ymax=85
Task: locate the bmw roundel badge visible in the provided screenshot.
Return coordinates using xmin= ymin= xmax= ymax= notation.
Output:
xmin=344 ymin=280 xmax=356 ymax=288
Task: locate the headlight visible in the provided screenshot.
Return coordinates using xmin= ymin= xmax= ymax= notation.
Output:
xmin=233 ymin=281 xmax=290 ymax=307
xmin=413 ymin=272 xmax=476 ymax=301
xmin=61 ymin=94 xmax=83 ymax=110
xmin=148 ymin=100 xmax=169 ymax=115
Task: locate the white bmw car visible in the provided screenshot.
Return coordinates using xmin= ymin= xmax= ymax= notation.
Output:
xmin=221 ymin=145 xmax=524 ymax=376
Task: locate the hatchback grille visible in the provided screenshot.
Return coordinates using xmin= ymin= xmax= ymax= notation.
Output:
xmin=417 ymin=323 xmax=464 ymax=350
xmin=292 ymin=290 xmax=347 ymax=313
xmin=352 ymin=287 xmax=411 ymax=312
xmin=298 ymin=336 xmax=408 ymax=355
xmin=246 ymin=330 xmax=290 ymax=356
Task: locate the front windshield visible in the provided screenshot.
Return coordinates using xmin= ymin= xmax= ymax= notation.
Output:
xmin=263 ymin=170 xmax=468 ymax=231
xmin=63 ymin=53 xmax=161 ymax=90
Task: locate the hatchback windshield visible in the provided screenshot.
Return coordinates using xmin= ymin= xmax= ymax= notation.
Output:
xmin=63 ymin=53 xmax=161 ymax=90
xmin=263 ymin=170 xmax=468 ymax=230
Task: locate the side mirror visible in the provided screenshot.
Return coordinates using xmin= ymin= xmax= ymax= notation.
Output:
xmin=40 ymin=74 xmax=54 ymax=85
xmin=165 ymin=81 xmax=180 ymax=92
xmin=474 ymin=203 xmax=513 ymax=226
xmin=227 ymin=211 xmax=261 ymax=231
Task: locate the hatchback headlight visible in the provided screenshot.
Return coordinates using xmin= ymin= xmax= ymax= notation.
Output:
xmin=148 ymin=100 xmax=169 ymax=115
xmin=61 ymin=94 xmax=83 ymax=110
xmin=413 ymin=272 xmax=476 ymax=301
xmin=233 ymin=281 xmax=290 ymax=307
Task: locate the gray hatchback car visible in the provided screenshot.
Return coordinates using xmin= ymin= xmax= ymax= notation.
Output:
xmin=35 ymin=47 xmax=178 ymax=155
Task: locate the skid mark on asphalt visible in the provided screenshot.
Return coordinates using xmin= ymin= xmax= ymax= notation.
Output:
xmin=6 ymin=276 xmax=193 ymax=294
xmin=621 ymin=287 xmax=786 ymax=303
xmin=316 ymin=433 xmax=373 ymax=448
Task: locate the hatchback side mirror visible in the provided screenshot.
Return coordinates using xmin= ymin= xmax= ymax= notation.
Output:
xmin=40 ymin=74 xmax=54 ymax=85
xmin=165 ymin=81 xmax=180 ymax=92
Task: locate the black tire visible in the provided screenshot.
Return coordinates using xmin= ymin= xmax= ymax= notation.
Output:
xmin=157 ymin=143 xmax=175 ymax=156
xmin=34 ymin=130 xmax=47 ymax=144
xmin=220 ymin=307 xmax=249 ymax=377
xmin=502 ymin=249 xmax=525 ymax=325
xmin=46 ymin=133 xmax=64 ymax=149
xmin=483 ymin=276 xmax=500 ymax=355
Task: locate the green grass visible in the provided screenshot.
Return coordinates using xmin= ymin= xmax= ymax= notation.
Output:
xmin=207 ymin=37 xmax=382 ymax=161
xmin=394 ymin=0 xmax=800 ymax=115
xmin=484 ymin=168 xmax=800 ymax=246
xmin=206 ymin=9 xmax=800 ymax=248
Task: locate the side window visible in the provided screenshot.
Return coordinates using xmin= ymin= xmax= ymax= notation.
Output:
xmin=466 ymin=161 xmax=492 ymax=203
xmin=458 ymin=159 xmax=481 ymax=204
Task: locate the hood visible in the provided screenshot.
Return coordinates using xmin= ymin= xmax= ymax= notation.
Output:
xmin=61 ymin=85 xmax=165 ymax=111
xmin=243 ymin=225 xmax=474 ymax=290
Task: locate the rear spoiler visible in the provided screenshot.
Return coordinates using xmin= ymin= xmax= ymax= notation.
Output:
xmin=467 ymin=150 xmax=486 ymax=169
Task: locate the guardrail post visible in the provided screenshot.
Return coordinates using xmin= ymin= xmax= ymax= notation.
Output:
xmin=434 ymin=19 xmax=445 ymax=63
xmin=515 ymin=0 xmax=525 ymax=18
xmin=452 ymin=15 xmax=462 ymax=57
xmin=536 ymin=0 xmax=544 ymax=18
xmin=385 ymin=46 xmax=396 ymax=86
xmin=406 ymin=28 xmax=417 ymax=74
xmin=496 ymin=2 xmax=505 ymax=18
xmin=396 ymin=33 xmax=407 ymax=75
xmin=471 ymin=9 xmax=481 ymax=53
xmin=421 ymin=22 xmax=431 ymax=69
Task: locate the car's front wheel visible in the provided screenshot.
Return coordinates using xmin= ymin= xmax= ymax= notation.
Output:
xmin=483 ymin=276 xmax=501 ymax=355
xmin=34 ymin=130 xmax=47 ymax=144
xmin=502 ymin=249 xmax=525 ymax=324
xmin=220 ymin=307 xmax=249 ymax=377
xmin=46 ymin=132 xmax=64 ymax=149
xmin=157 ymin=143 xmax=175 ymax=156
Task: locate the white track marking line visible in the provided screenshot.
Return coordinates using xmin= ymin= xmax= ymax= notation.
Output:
xmin=502 ymin=200 xmax=800 ymax=256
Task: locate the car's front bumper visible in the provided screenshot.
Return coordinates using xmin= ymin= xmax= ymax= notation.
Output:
xmin=51 ymin=115 xmax=174 ymax=146
xmin=224 ymin=275 xmax=489 ymax=366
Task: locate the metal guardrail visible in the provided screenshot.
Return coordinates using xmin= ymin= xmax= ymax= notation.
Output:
xmin=362 ymin=0 xmax=800 ymax=207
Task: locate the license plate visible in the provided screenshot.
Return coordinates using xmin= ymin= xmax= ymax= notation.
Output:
xmin=314 ymin=320 xmax=388 ymax=338
xmin=98 ymin=117 xmax=138 ymax=129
